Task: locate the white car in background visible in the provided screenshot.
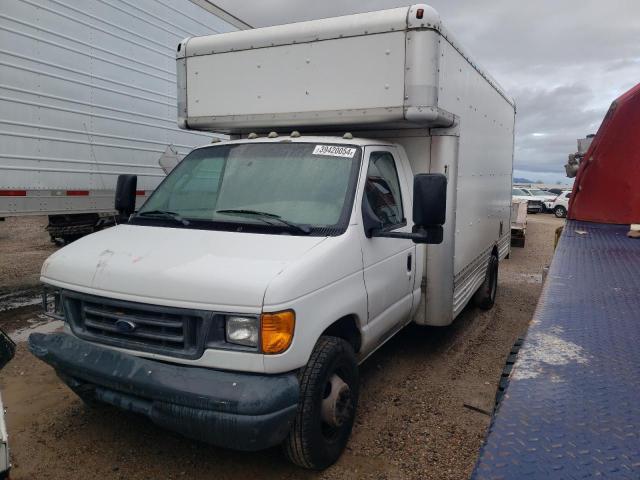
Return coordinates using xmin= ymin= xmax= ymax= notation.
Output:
xmin=512 ymin=188 xmax=545 ymax=213
xmin=550 ymin=191 xmax=572 ymax=218
xmin=521 ymin=188 xmax=557 ymax=211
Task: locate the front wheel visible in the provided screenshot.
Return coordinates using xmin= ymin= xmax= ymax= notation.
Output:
xmin=283 ymin=336 xmax=359 ymax=470
xmin=554 ymin=206 xmax=567 ymax=218
xmin=473 ymin=254 xmax=499 ymax=310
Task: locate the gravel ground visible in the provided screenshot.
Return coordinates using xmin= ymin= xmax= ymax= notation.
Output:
xmin=0 ymin=214 xmax=563 ymax=480
xmin=0 ymin=216 xmax=56 ymax=292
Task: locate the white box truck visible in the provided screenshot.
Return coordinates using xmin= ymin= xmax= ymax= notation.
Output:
xmin=0 ymin=0 xmax=247 ymax=241
xmin=29 ymin=4 xmax=515 ymax=469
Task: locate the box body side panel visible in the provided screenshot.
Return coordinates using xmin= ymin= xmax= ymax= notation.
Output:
xmin=423 ymin=134 xmax=458 ymax=325
xmin=437 ymin=38 xmax=515 ymax=276
xmin=185 ymin=31 xmax=408 ymax=126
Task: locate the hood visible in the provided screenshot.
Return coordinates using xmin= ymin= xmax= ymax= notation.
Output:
xmin=41 ymin=225 xmax=326 ymax=311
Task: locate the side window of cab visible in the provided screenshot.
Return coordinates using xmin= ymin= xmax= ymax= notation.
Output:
xmin=363 ymin=152 xmax=405 ymax=229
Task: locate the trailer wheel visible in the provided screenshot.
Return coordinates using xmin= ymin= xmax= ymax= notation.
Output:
xmin=473 ymin=254 xmax=499 ymax=310
xmin=554 ymin=206 xmax=567 ymax=218
xmin=283 ymin=336 xmax=358 ymax=470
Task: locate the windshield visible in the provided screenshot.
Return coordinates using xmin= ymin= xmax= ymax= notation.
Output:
xmin=512 ymin=188 xmax=527 ymax=195
xmin=135 ymin=142 xmax=361 ymax=235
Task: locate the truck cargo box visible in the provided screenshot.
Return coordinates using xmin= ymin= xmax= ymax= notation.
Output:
xmin=177 ymin=4 xmax=512 ymax=133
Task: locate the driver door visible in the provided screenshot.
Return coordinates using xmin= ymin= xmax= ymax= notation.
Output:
xmin=359 ymin=147 xmax=415 ymax=340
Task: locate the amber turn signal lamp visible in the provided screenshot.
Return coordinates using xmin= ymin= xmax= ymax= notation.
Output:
xmin=261 ymin=310 xmax=295 ymax=354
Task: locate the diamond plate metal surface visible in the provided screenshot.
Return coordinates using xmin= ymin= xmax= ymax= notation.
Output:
xmin=472 ymin=220 xmax=640 ymax=479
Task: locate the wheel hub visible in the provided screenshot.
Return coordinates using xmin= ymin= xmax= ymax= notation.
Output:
xmin=321 ymin=374 xmax=352 ymax=428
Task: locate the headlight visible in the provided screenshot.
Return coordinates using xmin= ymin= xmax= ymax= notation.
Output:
xmin=42 ymin=287 xmax=64 ymax=320
xmin=225 ymin=316 xmax=259 ymax=347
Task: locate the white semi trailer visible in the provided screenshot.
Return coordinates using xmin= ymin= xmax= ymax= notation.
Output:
xmin=29 ymin=5 xmax=515 ymax=469
xmin=0 ymin=0 xmax=248 ymax=241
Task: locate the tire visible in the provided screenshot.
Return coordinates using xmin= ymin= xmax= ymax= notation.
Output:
xmin=473 ymin=254 xmax=499 ymax=310
xmin=283 ymin=336 xmax=359 ymax=470
xmin=554 ymin=206 xmax=567 ymax=218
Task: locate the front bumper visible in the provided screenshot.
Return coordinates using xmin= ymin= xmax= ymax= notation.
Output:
xmin=28 ymin=332 xmax=299 ymax=451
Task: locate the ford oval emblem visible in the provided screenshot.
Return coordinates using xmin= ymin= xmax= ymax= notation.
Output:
xmin=115 ymin=319 xmax=137 ymax=333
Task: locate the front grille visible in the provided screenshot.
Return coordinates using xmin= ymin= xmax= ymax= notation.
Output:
xmin=62 ymin=291 xmax=217 ymax=359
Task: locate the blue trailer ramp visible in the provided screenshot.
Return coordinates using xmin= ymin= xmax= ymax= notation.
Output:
xmin=473 ymin=220 xmax=640 ymax=479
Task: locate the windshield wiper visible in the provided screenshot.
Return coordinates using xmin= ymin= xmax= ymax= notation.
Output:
xmin=137 ymin=210 xmax=190 ymax=226
xmin=216 ymin=209 xmax=311 ymax=234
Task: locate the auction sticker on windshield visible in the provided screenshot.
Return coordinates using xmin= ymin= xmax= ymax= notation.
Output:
xmin=312 ymin=145 xmax=357 ymax=158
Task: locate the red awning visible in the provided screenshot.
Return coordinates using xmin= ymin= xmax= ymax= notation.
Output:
xmin=569 ymin=82 xmax=640 ymax=224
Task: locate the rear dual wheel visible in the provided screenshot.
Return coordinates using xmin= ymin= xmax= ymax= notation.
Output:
xmin=283 ymin=336 xmax=358 ymax=470
xmin=474 ymin=254 xmax=499 ymax=310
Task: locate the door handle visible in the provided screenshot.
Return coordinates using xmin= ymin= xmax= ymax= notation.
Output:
xmin=407 ymin=253 xmax=412 ymax=272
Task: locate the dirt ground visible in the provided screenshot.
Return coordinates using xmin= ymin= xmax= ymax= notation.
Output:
xmin=0 ymin=214 xmax=563 ymax=480
xmin=0 ymin=217 xmax=56 ymax=292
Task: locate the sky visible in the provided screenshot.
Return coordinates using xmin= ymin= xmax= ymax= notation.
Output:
xmin=215 ymin=0 xmax=640 ymax=184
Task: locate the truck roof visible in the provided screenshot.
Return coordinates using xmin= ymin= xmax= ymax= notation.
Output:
xmin=182 ymin=5 xmax=438 ymax=56
xmin=192 ymin=135 xmax=394 ymax=151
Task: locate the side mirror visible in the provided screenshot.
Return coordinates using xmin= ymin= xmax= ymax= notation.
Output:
xmin=115 ymin=174 xmax=137 ymax=218
xmin=411 ymin=173 xmax=447 ymax=244
xmin=413 ymin=173 xmax=447 ymax=227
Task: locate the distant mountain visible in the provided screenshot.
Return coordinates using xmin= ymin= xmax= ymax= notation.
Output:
xmin=513 ymin=177 xmax=535 ymax=183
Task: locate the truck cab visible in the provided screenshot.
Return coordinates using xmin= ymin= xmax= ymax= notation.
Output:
xmin=29 ymin=4 xmax=515 ymax=470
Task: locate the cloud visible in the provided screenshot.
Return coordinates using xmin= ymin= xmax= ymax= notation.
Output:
xmin=510 ymin=84 xmax=604 ymax=177
xmin=215 ymin=0 xmax=640 ymax=182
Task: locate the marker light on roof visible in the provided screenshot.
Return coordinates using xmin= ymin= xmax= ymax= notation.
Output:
xmin=416 ymin=8 xmax=424 ymax=19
